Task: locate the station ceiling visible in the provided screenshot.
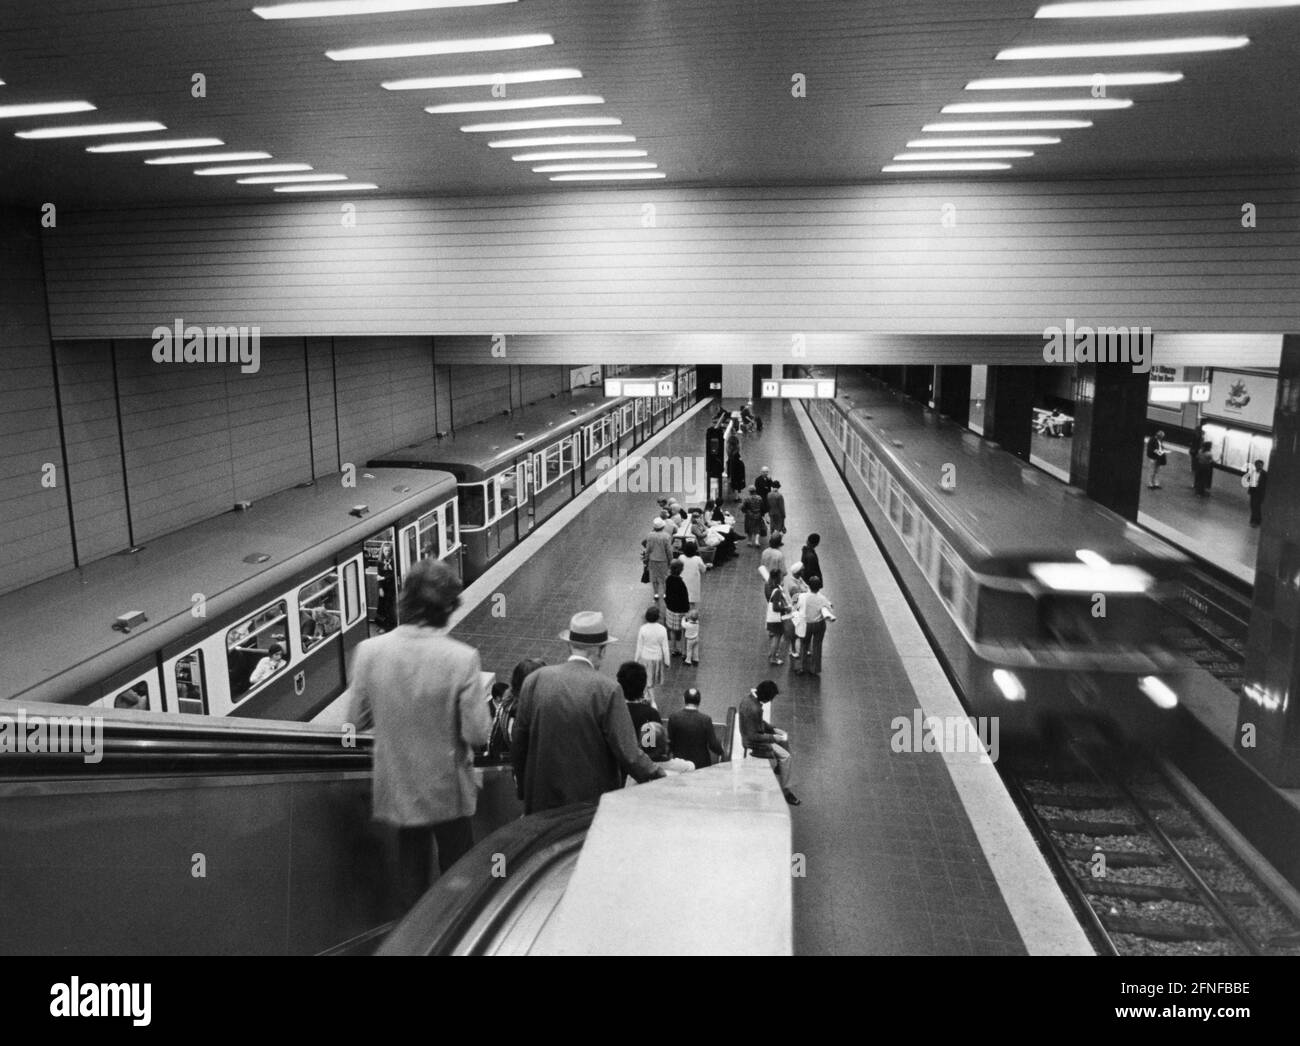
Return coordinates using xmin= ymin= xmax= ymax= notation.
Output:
xmin=0 ymin=0 xmax=1298 ymax=207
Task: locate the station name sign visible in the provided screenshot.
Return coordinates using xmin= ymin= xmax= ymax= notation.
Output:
xmin=761 ymin=378 xmax=836 ymax=399
xmin=605 ymin=378 xmax=675 ymax=398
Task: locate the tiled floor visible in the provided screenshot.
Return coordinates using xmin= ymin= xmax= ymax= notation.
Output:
xmin=451 ymin=398 xmax=1027 ymax=955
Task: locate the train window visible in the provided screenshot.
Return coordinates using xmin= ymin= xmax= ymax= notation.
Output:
xmin=867 ymin=454 xmax=880 ymax=499
xmin=545 ymin=442 xmax=562 ymax=482
xmin=916 ymin=515 xmax=934 ymax=575
xmin=343 ymin=560 xmax=362 ymax=625
xmin=440 ymin=499 xmax=461 ymax=559
xmin=459 ymin=482 xmax=487 ymax=530
xmin=975 ymin=588 xmax=1038 ymax=642
xmin=900 ymin=494 xmax=916 ymax=546
xmin=416 ymin=509 xmax=441 ymax=562
xmin=937 ymin=546 xmax=958 ymax=608
xmin=226 ymin=599 xmax=289 ymax=702
xmin=299 ymin=572 xmax=342 ymax=653
xmin=888 ymin=478 xmax=904 ymax=532
xmin=560 ymin=435 xmax=576 ymax=474
xmin=111 ymin=678 xmax=152 ymax=712
xmin=400 ymin=524 xmax=419 ymax=576
xmin=175 ymin=651 xmax=208 ymax=715
xmin=497 ymin=470 xmax=518 ymax=515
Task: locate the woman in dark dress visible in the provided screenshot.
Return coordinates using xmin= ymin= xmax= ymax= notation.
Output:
xmin=728 ymin=451 xmax=746 ymax=502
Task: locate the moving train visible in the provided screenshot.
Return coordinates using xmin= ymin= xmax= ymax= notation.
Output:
xmin=1 ymin=367 xmax=698 ymax=722
xmin=801 ymin=368 xmax=1190 ymax=738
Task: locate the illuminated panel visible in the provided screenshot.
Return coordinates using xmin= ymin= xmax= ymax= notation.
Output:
xmin=1191 ymin=383 xmax=1211 ymax=402
xmin=762 ymin=378 xmax=839 ymax=399
xmin=1149 ymin=383 xmax=1192 ymax=404
xmin=604 ymin=378 xmax=622 ymax=396
xmin=623 ymin=381 xmax=656 ymax=397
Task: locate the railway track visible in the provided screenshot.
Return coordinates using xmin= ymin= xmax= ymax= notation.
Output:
xmin=1161 ymin=566 xmax=1252 ymax=693
xmin=1007 ymin=742 xmax=1300 ymax=957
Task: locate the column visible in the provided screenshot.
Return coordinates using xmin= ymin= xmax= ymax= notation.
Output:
xmin=983 ymin=366 xmax=1035 ymax=461
xmin=936 ymin=365 xmax=971 ymax=426
xmin=1068 ymin=362 xmax=1149 ymax=520
xmin=1236 ymin=335 xmax=1300 ymax=786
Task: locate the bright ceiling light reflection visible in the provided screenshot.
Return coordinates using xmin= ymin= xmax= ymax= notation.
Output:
xmin=533 ymin=162 xmax=658 ymax=172
xmin=1039 ymin=0 xmax=1298 ymax=15
xmin=942 ymin=99 xmax=1132 ymax=112
xmin=511 ymin=149 xmax=647 ymax=160
xmin=256 ymin=0 xmax=514 ymax=17
xmin=487 ymin=134 xmax=636 ymax=147
xmin=907 ymin=136 xmax=1061 ymax=146
xmin=461 ymin=117 xmax=621 ymax=132
xmin=384 ymin=69 xmax=581 ymax=90
xmin=548 ymin=172 xmax=666 ymax=180
xmin=88 ymin=137 xmax=225 ymax=153
xmin=16 ymin=121 xmax=167 ymax=139
xmin=0 ymin=101 xmax=96 ymax=119
xmin=238 ymin=173 xmax=349 ymax=184
xmin=998 ymin=37 xmax=1249 ymax=59
xmin=146 ymin=151 xmax=272 ymax=165
xmin=274 ymin=182 xmax=379 ymax=192
xmin=882 ymin=163 xmax=1013 ymax=172
xmin=426 ymin=95 xmax=603 ymax=113
xmin=922 ymin=120 xmax=1092 ymax=130
xmin=966 ymin=72 xmax=1182 ymax=89
xmin=195 ymin=163 xmax=313 ymax=175
xmin=327 ymin=34 xmax=553 ymax=61
xmin=893 ymin=150 xmax=1034 ymax=159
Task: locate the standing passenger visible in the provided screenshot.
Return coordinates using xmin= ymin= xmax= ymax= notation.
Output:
xmin=664 ymin=560 xmax=691 ymax=656
xmin=344 ymin=559 xmax=490 ymax=910
xmin=643 ymin=517 xmax=674 ymax=601
xmin=800 ymin=533 xmax=823 ymax=587
xmin=634 ymin=606 xmax=671 ymax=704
xmin=678 ymin=540 xmax=709 ymax=610
xmin=1146 ymin=430 xmax=1167 ymax=489
xmin=1242 ymin=459 xmax=1267 ymax=526
xmin=766 ymin=480 xmax=786 ymax=537
xmin=1194 ymin=442 xmax=1215 ymax=497
xmin=511 ymin=612 xmax=666 ymax=814
xmin=728 ymin=449 xmax=747 ymax=502
xmin=798 ymin=577 xmax=835 ymax=678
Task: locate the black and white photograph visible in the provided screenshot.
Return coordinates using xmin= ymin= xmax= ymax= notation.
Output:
xmin=1 ymin=0 xmax=1298 ymax=1020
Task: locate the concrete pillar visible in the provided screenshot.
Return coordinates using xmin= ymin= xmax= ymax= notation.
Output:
xmin=1068 ymin=362 xmax=1150 ymax=521
xmin=936 ymin=365 xmax=971 ymax=426
xmin=1236 ymin=335 xmax=1300 ymax=786
xmin=984 ymin=366 xmax=1035 ymax=461
xmin=901 ymin=365 xmax=934 ymax=405
xmin=721 ymin=365 xmax=751 ymax=400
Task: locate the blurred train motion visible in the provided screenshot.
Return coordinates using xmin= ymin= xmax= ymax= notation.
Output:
xmin=801 ymin=368 xmax=1190 ymax=741
xmin=0 ymin=368 xmax=697 ymax=721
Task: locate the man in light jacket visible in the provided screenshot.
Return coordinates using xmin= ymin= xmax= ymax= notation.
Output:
xmin=345 ymin=559 xmax=490 ymax=911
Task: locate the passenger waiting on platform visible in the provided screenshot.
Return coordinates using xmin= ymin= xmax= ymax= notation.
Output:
xmin=1194 ymin=441 xmax=1215 ymax=498
xmin=800 ymin=533 xmax=823 ymax=587
xmin=683 ymin=610 xmax=701 ymax=665
xmin=766 ymin=480 xmax=786 ymax=537
xmin=1146 ymin=430 xmax=1167 ymax=489
xmin=797 ymin=577 xmax=836 ymax=677
xmin=1191 ymin=423 xmax=1210 ymax=490
xmin=782 ymin=564 xmax=807 ymax=662
xmin=344 ymin=559 xmax=491 ymax=910
xmin=754 ymin=466 xmax=773 ymax=513
xmin=728 ymin=449 xmax=746 ymax=501
xmin=488 ymin=658 xmax=543 ymax=765
xmin=511 ymin=611 xmax=666 ymax=814
xmin=678 ymin=540 xmax=709 ymax=609
xmin=765 ymin=569 xmax=793 ymax=665
xmin=643 ymin=517 xmax=674 ymax=600
xmin=740 ymin=680 xmax=798 ymax=806
xmin=634 ymin=606 xmax=671 ymax=703
xmin=1242 ymin=459 xmax=1268 ymax=526
xmin=742 ymin=487 xmax=765 ymax=547
xmin=669 ymin=688 xmax=724 ymax=770
xmin=617 ymin=661 xmax=669 ymax=764
xmin=761 ymin=533 xmax=787 ymax=578
xmin=248 ymin=643 xmax=286 ymax=686
xmin=664 ymin=560 xmax=691 ymax=657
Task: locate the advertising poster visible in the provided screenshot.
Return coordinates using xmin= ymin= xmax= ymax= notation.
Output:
xmin=1204 ymin=369 xmax=1278 ymax=430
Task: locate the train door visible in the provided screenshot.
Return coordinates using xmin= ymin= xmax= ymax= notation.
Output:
xmin=363 ymin=527 xmax=397 ymax=635
xmin=512 ymin=458 xmax=531 ymax=543
xmin=338 ymin=550 xmax=369 ymax=672
xmin=94 ymin=661 xmax=163 ymax=713
xmin=162 ymin=634 xmax=226 ymax=716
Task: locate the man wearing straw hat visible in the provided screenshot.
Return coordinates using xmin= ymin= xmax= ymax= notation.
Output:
xmin=512 ymin=611 xmax=667 ymax=814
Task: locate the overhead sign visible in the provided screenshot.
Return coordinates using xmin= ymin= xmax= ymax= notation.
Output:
xmin=1148 ymin=381 xmax=1212 ymax=406
xmin=607 ymin=377 xmax=675 ymax=398
xmin=761 ymin=378 xmax=836 ymax=399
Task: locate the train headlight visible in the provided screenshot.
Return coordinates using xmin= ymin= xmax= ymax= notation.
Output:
xmin=992 ymin=669 xmax=1026 ymax=703
xmin=1139 ymin=675 xmax=1178 ymax=710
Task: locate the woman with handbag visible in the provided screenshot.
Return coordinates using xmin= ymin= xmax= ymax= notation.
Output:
xmin=1146 ymin=430 xmax=1167 ymax=489
xmin=765 ymin=568 xmax=793 ymax=665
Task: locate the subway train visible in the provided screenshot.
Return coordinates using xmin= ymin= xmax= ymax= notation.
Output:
xmin=369 ymin=366 xmax=696 ymax=582
xmin=2 ymin=367 xmax=698 ymax=721
xmin=801 ymin=369 xmax=1190 ymax=739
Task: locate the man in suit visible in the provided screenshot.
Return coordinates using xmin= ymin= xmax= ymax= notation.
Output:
xmin=668 ymin=687 xmax=725 ymax=771
xmin=740 ymin=680 xmax=799 ymax=806
xmin=512 ymin=611 xmax=666 ymax=815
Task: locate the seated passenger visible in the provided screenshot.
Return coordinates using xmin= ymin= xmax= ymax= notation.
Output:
xmin=249 ymin=643 xmax=287 ymax=686
xmin=114 ymin=683 xmax=150 ymax=712
xmin=668 ymin=688 xmax=723 ymax=770
xmin=313 ymin=607 xmax=340 ymax=638
xmin=740 ymin=680 xmax=798 ymax=806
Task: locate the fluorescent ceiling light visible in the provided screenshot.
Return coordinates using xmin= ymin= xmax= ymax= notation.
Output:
xmin=16 ymin=121 xmax=166 ymax=139
xmin=0 ymin=100 xmax=96 ymax=119
xmin=426 ymin=95 xmax=602 ymax=113
xmin=922 ymin=120 xmax=1091 ymax=130
xmin=383 ymin=69 xmax=581 ymax=90
xmin=907 ymin=137 xmax=1062 ymax=146
xmin=533 ymin=162 xmax=658 ymax=172
xmin=327 ymin=34 xmax=553 ymax=61
xmin=274 ymin=182 xmax=379 ymax=192
xmin=893 ymin=150 xmax=1034 ymax=159
xmin=195 ymin=163 xmax=313 ymax=175
xmin=1038 ymin=0 xmax=1298 ymax=15
xmin=87 ymin=137 xmax=225 ymax=153
xmin=146 ymin=151 xmax=272 ymax=165
xmin=460 ymin=117 xmax=621 ymax=132
xmin=256 ymin=0 xmax=514 ymax=17
xmin=942 ymin=98 xmax=1132 ymax=112
xmin=548 ymin=172 xmax=666 ymax=181
xmin=487 ymin=134 xmax=636 ymax=147
xmin=511 ymin=148 xmax=647 ymax=160
xmin=882 ymin=163 xmax=1012 ymax=172
xmin=998 ymin=37 xmax=1249 ymax=59
xmin=966 ymin=72 xmax=1182 ymax=89
xmin=238 ymin=173 xmax=349 ymax=184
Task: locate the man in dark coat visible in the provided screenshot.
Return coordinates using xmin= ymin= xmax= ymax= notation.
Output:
xmin=668 ymin=687 xmax=725 ymax=771
xmin=511 ymin=612 xmax=665 ymax=814
xmin=800 ymin=533 xmax=823 ymax=586
xmin=766 ymin=481 xmax=786 ymax=536
xmin=739 ymin=680 xmax=799 ymax=805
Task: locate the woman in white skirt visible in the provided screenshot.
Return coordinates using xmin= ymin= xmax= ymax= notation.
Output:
xmin=634 ymin=605 xmax=672 ymax=703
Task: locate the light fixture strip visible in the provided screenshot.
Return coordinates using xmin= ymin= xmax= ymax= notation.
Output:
xmin=383 ymin=69 xmax=582 ymax=90
xmin=326 ymin=34 xmax=553 ymax=61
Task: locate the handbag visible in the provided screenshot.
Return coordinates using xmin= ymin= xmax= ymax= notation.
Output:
xmin=640 ymin=565 xmax=650 ymax=584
